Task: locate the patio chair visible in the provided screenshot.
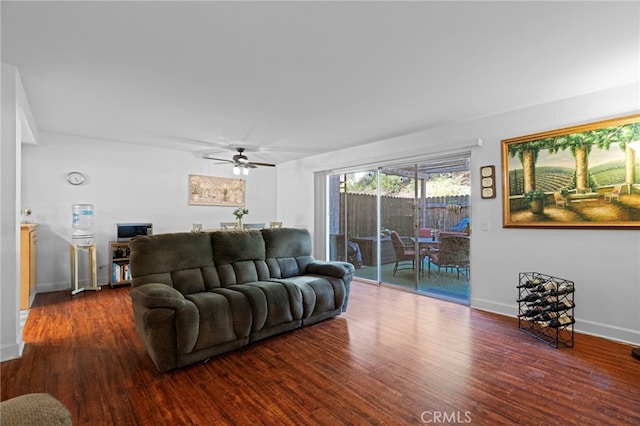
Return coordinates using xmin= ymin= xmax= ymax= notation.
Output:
xmin=390 ymin=230 xmax=427 ymax=276
xmin=554 ymin=192 xmax=568 ymax=208
xmin=604 ymin=184 xmax=622 ymax=202
xmin=427 ymin=235 xmax=470 ymax=280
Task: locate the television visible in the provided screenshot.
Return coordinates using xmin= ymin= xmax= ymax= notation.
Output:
xmin=116 ymin=223 xmax=153 ymax=242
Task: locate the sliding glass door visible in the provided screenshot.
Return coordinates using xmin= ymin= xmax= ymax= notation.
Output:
xmin=328 ymin=170 xmax=381 ymax=282
xmin=328 ymin=154 xmax=471 ymax=304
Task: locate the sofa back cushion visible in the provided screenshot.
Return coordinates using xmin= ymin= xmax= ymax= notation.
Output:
xmin=261 ymin=228 xmax=314 ymax=278
xmin=129 ymin=232 xmax=220 ymax=295
xmin=130 ymin=228 xmax=318 ymax=292
xmin=210 ymin=230 xmax=270 ymax=286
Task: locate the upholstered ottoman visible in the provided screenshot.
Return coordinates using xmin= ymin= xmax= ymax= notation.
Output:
xmin=0 ymin=393 xmax=71 ymax=426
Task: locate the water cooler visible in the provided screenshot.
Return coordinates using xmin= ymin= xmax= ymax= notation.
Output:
xmin=70 ymin=204 xmax=100 ymax=295
xmin=71 ymin=204 xmax=95 ymax=246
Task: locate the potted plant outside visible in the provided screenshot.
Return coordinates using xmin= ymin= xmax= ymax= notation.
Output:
xmin=523 ymin=190 xmax=546 ymax=214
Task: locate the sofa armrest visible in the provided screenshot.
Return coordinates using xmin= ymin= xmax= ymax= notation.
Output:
xmin=130 ymin=283 xmax=186 ymax=310
xmin=307 ymin=261 xmax=355 ymax=278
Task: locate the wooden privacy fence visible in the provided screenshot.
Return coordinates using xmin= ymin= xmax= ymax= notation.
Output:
xmin=338 ymin=193 xmax=470 ymax=238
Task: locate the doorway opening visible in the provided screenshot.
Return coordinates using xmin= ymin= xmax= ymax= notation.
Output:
xmin=328 ymin=153 xmax=471 ymax=304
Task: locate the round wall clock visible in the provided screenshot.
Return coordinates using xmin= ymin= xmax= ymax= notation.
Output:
xmin=66 ymin=171 xmax=85 ymax=185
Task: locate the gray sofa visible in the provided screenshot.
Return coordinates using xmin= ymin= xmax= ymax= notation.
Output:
xmin=129 ymin=228 xmax=354 ymax=372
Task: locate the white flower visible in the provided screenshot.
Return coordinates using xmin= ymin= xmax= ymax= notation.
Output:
xmin=233 ymin=207 xmax=249 ymax=220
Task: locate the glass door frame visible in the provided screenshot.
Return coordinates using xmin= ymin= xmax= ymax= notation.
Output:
xmin=322 ymin=151 xmax=472 ymax=304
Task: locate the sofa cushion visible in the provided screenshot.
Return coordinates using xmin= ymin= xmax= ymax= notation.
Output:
xmin=130 ymin=233 xmax=221 ymax=294
xmin=272 ymin=275 xmax=345 ymax=319
xmin=211 ymin=230 xmax=265 ymax=264
xmin=262 ymin=228 xmax=312 ymax=257
xmin=216 ymin=260 xmax=271 ymax=286
xmin=230 ymin=281 xmax=303 ymax=331
xmin=266 ymin=256 xmax=315 ymax=279
xmin=211 ymin=230 xmax=271 ymax=286
xmin=262 ymin=228 xmax=314 ymax=278
xmin=130 ymin=232 xmax=214 ymax=275
xmin=185 ymin=290 xmax=252 ymax=351
xmin=419 ymin=228 xmax=433 ymax=238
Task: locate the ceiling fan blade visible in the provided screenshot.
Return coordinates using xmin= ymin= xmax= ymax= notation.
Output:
xmin=203 ymin=155 xmax=234 ymax=163
xmin=204 ymin=148 xmax=276 ymax=168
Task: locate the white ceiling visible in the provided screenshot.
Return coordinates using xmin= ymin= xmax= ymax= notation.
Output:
xmin=2 ymin=1 xmax=638 ymax=165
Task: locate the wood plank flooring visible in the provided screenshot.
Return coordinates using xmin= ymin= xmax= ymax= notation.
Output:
xmin=2 ymin=280 xmax=639 ymax=425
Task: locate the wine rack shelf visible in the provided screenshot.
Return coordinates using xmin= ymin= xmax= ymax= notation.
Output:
xmin=517 ymin=272 xmax=575 ymax=348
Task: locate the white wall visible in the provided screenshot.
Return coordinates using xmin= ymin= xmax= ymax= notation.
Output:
xmin=11 ymin=82 xmax=640 ymax=352
xmin=277 ymin=83 xmax=640 ymax=345
xmin=1 ymin=64 xmax=39 ymax=361
xmin=1 ymin=65 xmax=21 ymax=361
xmin=21 ymin=132 xmax=277 ymax=291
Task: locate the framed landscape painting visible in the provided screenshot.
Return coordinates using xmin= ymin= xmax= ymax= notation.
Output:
xmin=188 ymin=175 xmax=245 ymax=207
xmin=502 ymin=113 xmax=640 ymax=229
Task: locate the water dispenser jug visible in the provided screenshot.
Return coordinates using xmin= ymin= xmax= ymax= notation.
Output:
xmin=72 ymin=204 xmax=95 ymax=246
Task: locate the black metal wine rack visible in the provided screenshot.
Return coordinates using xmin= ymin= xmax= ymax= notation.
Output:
xmin=517 ymin=272 xmax=575 ymax=348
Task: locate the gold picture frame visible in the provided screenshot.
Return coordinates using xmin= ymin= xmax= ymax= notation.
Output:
xmin=188 ymin=174 xmax=246 ymax=207
xmin=502 ymin=113 xmax=640 ymax=229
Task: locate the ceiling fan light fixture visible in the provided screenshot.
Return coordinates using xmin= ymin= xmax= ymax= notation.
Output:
xmin=204 ymin=147 xmax=275 ymax=172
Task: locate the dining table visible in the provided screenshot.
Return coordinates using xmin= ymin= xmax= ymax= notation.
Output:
xmin=411 ymin=236 xmax=440 ymax=251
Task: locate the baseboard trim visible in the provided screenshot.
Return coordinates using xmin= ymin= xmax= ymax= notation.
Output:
xmin=573 ymin=319 xmax=640 ymax=347
xmin=0 ymin=341 xmax=23 ymax=362
xmin=37 ymin=281 xmax=73 ymax=293
xmin=471 ymin=297 xmax=640 ymax=346
xmin=470 ymin=297 xmax=516 ymax=317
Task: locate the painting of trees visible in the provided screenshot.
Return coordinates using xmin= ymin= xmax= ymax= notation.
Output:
xmin=502 ymin=114 xmax=640 ymax=228
xmin=508 ymin=120 xmax=640 ymax=195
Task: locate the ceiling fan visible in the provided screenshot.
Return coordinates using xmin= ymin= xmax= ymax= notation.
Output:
xmin=203 ymin=147 xmax=275 ymax=175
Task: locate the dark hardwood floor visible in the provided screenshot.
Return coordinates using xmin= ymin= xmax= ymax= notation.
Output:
xmin=2 ymin=280 xmax=639 ymax=425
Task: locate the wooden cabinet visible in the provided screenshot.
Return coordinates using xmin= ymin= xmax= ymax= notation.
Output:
xmin=20 ymin=224 xmax=37 ymax=309
xmin=109 ymin=241 xmax=131 ymax=287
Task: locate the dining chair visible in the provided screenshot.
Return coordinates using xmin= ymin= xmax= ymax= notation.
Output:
xmin=243 ymin=223 xmax=265 ymax=230
xmin=220 ymin=222 xmax=239 ymax=230
xmin=390 ymin=230 xmax=427 ymax=276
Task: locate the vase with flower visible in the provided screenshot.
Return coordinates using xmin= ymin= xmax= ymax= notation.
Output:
xmin=233 ymin=207 xmax=249 ymax=229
